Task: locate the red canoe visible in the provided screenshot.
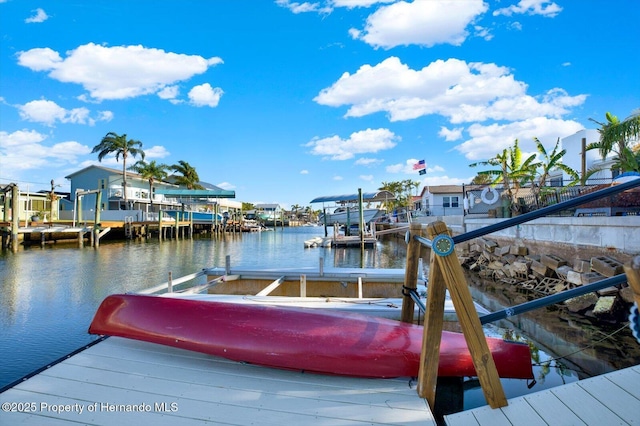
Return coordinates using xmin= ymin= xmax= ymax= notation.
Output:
xmin=89 ymin=294 xmax=533 ymax=379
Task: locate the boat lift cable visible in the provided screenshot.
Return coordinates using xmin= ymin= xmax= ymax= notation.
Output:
xmin=531 ymin=320 xmax=630 ymax=369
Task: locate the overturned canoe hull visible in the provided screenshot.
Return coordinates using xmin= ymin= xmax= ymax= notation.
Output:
xmin=158 ymin=293 xmax=490 ymax=322
xmin=89 ymin=294 xmax=533 ymax=379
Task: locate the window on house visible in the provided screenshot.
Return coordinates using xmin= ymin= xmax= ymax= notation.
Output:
xmin=612 ymin=169 xmax=621 ymax=179
xmin=549 ymin=177 xmax=563 ymax=187
xmin=443 ymin=196 xmax=459 ymax=208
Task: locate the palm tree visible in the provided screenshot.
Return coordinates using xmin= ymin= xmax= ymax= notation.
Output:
xmin=589 ymin=111 xmax=640 ymax=159
xmin=587 ymin=111 xmax=640 ymax=174
xmin=613 ymin=145 xmax=640 ymax=173
xmin=379 ymin=179 xmax=419 ymax=211
xmin=170 ymin=160 xmax=204 ymax=189
xmin=129 ymin=160 xmax=170 ymax=209
xmin=469 ymin=139 xmax=539 ymax=210
xmin=92 ymin=132 xmax=145 ymax=207
xmin=290 ymin=204 xmax=301 ymax=220
xmin=471 ymin=173 xmax=492 ymax=185
xmin=533 ymin=137 xmax=579 ymax=196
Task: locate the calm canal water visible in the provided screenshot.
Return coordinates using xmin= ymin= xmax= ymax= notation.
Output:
xmin=1 ymin=226 xmax=579 ymax=412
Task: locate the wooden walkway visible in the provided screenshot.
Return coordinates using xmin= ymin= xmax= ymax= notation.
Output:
xmin=0 ymin=337 xmax=435 ymax=425
xmin=445 ymin=364 xmax=640 ymax=425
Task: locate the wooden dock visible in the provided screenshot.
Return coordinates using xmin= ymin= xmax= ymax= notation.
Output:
xmin=445 ymin=364 xmax=640 ymax=425
xmin=0 ymin=337 xmax=435 ymax=425
xmin=332 ymin=234 xmax=378 ymax=248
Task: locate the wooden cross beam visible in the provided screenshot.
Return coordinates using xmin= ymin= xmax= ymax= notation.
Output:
xmin=416 ymin=220 xmax=507 ymax=410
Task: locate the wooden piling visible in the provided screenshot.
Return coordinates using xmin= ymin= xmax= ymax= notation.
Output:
xmin=11 ymin=185 xmax=19 ymax=252
xmin=401 ymin=223 xmax=423 ymax=323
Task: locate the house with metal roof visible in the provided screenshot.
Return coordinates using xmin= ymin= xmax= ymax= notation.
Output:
xmin=62 ymin=165 xmax=236 ymax=222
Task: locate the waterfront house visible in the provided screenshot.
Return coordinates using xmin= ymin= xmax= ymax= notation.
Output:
xmin=420 ymin=185 xmax=465 ymax=216
xmin=0 ymin=185 xmax=65 ymax=222
xmin=557 ymin=128 xmax=639 ymax=185
xmin=62 ymin=165 xmax=237 ymax=222
xmin=63 ymin=165 xmax=182 ymax=215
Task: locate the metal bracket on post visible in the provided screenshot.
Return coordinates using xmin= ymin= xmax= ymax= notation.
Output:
xmin=431 ymin=234 xmax=454 ymax=257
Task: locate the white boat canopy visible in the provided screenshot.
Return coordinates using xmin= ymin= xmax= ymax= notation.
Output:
xmin=310 ymin=190 xmax=395 ymax=204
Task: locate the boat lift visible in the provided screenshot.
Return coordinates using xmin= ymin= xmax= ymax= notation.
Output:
xmin=400 ymin=177 xmax=640 ymax=411
xmin=310 ymin=189 xmax=394 ymax=242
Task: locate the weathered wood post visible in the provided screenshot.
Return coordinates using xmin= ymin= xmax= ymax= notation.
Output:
xmin=401 ymin=222 xmax=423 ymax=323
xmin=11 ymin=184 xmax=19 ymax=252
xmin=93 ymin=190 xmax=102 ymax=248
xmin=189 ymin=211 xmax=193 ymax=239
xmin=624 ymin=255 xmax=640 ymax=313
xmin=418 ymin=220 xmax=507 ymax=409
xmin=417 ymin=224 xmax=449 ymax=406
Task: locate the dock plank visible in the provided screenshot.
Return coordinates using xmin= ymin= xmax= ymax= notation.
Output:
xmin=492 ymin=398 xmax=548 ymax=426
xmin=521 ymin=391 xmax=586 ymax=425
xmin=445 ymin=364 xmax=640 ymax=426
xmin=576 ymin=374 xmax=640 ymax=424
xmin=1 ymin=337 xmax=434 ymax=425
xmin=551 ymin=382 xmax=624 ymax=425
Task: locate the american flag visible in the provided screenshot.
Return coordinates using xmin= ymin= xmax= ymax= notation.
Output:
xmin=413 ymin=159 xmax=426 ymax=170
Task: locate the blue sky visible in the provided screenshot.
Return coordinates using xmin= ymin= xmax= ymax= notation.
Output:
xmin=1 ymin=0 xmax=638 ymax=209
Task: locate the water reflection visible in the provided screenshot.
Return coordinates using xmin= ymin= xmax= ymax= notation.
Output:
xmin=0 ymin=226 xmax=626 ymax=415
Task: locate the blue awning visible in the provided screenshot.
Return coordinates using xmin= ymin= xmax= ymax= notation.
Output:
xmin=310 ymin=190 xmax=395 ymax=203
xmin=155 ymin=189 xmax=235 ymax=198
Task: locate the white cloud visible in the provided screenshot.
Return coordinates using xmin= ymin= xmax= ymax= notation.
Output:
xmin=158 ymin=85 xmax=179 ymax=100
xmin=216 ymin=182 xmax=236 ymax=190
xmin=49 ymin=141 xmax=92 ymax=161
xmin=316 ymin=57 xmax=585 ymax=123
xmin=474 ymin=25 xmax=493 ymax=41
xmin=332 ymin=0 xmax=395 ymax=8
xmin=300 ymin=170 xmax=309 ymax=174
xmin=439 ymin=126 xmax=464 ymax=141
xmin=0 ymin=129 xmax=46 ymax=149
xmin=97 ymin=111 xmax=114 ymax=122
xmin=360 ymin=174 xmax=374 ymax=181
xmin=305 ymin=128 xmax=399 ymax=160
xmin=422 ymin=175 xmax=472 ymax=186
xmin=456 ymin=117 xmax=584 ymax=160
xmin=351 ymin=0 xmax=488 ymax=49
xmin=275 ymin=0 xmax=332 ymax=14
xmin=315 ymin=56 xmax=587 ymax=160
xmin=188 ymin=83 xmax=224 ymax=107
xmin=17 ymin=99 xmax=112 ymax=126
xmin=0 ymin=129 xmax=91 ymax=177
xmin=25 ymin=8 xmax=48 ymax=23
xmin=333 ymin=175 xmax=343 ymax=181
xmin=355 ymin=157 xmax=383 ymax=166
xmin=17 ymin=43 xmax=223 ymax=102
xmin=494 ymin=0 xmax=562 ymax=18
xmin=143 ymin=145 xmax=171 ymax=159
xmin=17 ymin=47 xmax=62 ymax=71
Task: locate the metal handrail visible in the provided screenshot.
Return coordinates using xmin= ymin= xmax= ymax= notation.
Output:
xmin=478 ymin=274 xmax=627 ymax=324
xmin=412 ymin=178 xmax=640 ymax=249
xmin=454 ymin=178 xmax=640 ymax=244
xmin=409 ymin=177 xmax=640 ymax=323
